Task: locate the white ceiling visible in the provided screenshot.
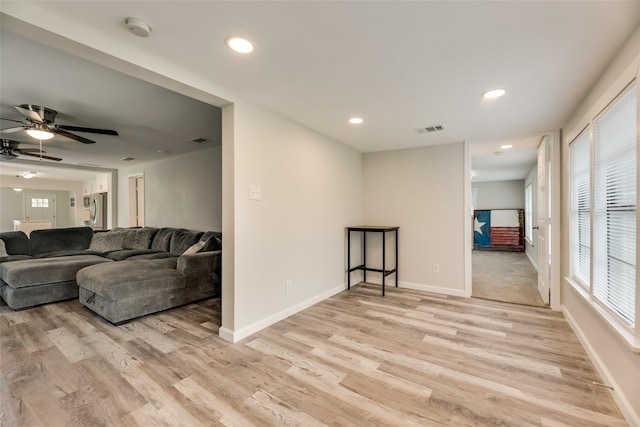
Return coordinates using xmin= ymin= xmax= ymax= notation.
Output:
xmin=1 ymin=1 xmax=639 ymax=183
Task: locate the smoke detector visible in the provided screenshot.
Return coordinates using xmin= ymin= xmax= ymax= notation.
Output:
xmin=125 ymin=18 xmax=152 ymax=38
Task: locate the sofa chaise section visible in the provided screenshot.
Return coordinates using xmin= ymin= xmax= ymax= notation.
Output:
xmin=0 ymin=254 xmax=112 ymax=309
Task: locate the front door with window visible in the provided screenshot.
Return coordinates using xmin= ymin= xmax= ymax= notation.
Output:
xmin=24 ymin=193 xmax=56 ymax=226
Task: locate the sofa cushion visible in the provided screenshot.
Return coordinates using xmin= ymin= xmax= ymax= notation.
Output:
xmin=200 ymin=231 xmax=222 ymax=252
xmin=183 ymin=240 xmax=206 ymax=255
xmin=89 ymin=230 xmax=128 ymax=252
xmin=30 ymin=227 xmax=94 ymax=257
xmin=0 ymin=231 xmax=30 ymax=255
xmin=36 ymin=250 xmax=105 ymax=258
xmin=0 ymin=255 xmax=33 ymax=263
xmin=105 ymin=249 xmax=165 ymax=261
xmin=150 ymin=228 xmax=175 ymax=252
xmin=77 ymin=258 xmax=186 ymax=300
xmin=122 ymin=227 xmax=159 ymax=250
xmin=0 ymin=255 xmax=112 ymax=288
xmin=169 ymin=229 xmax=204 ymax=255
xmin=0 ymin=239 xmax=7 ymax=258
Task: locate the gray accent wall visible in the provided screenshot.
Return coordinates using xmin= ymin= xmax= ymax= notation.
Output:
xmin=117 ymin=145 xmax=222 ymax=231
xmin=472 ymin=179 xmax=525 ymax=210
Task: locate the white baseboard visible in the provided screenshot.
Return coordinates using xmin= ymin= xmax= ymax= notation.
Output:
xmin=562 ymin=305 xmax=640 ymax=427
xmin=217 ymin=283 xmax=345 ymax=343
xmin=364 ymin=276 xmax=470 ymax=298
xmin=525 ymin=250 xmax=538 ymax=272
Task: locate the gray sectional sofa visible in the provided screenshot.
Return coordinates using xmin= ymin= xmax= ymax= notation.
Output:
xmin=0 ymin=226 xmax=221 ymax=323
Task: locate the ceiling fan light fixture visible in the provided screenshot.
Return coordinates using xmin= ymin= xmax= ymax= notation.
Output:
xmin=26 ymin=127 xmax=54 ymax=140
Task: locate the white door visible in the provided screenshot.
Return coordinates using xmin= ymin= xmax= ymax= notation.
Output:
xmin=24 ymin=193 xmax=56 ymax=226
xmin=537 ymin=137 xmax=550 ymax=305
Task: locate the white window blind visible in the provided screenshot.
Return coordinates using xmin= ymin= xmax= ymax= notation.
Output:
xmin=525 ymin=184 xmax=532 ymax=241
xmin=569 ymin=129 xmax=590 ymax=286
xmin=592 ymin=84 xmax=636 ymax=326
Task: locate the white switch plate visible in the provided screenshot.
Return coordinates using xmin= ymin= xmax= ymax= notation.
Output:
xmin=249 ymin=185 xmax=261 ymax=201
xmin=432 ymin=263 xmax=439 ymax=273
xmin=286 ymin=280 xmax=292 ymax=293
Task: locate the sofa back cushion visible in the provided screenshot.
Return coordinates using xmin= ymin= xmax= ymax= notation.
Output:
xmin=150 ymin=228 xmax=176 ymax=252
xmin=89 ymin=229 xmax=128 ymax=252
xmin=170 ymin=229 xmax=204 ymax=254
xmin=122 ymin=227 xmax=159 ymax=250
xmin=0 ymin=231 xmax=30 ymax=255
xmin=30 ymin=227 xmax=94 ymax=257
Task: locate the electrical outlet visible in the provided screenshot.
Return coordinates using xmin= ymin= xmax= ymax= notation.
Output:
xmin=432 ymin=263 xmax=439 ymax=273
xmin=249 ymin=185 xmax=261 ymax=201
xmin=286 ymin=280 xmax=292 ymax=293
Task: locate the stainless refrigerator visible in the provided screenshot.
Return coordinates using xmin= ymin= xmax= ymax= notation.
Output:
xmin=90 ymin=193 xmax=108 ymax=230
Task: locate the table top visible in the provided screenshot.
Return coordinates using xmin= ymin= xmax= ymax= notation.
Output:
xmin=346 ymin=225 xmax=399 ymax=232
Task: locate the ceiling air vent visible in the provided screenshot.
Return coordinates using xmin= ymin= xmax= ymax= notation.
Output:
xmin=186 ymin=137 xmax=210 ymax=145
xmin=417 ymin=124 xmax=445 ymax=133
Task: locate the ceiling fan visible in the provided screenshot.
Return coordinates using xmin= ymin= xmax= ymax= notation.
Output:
xmin=0 ymin=104 xmax=118 ymax=144
xmin=1 ymin=139 xmax=62 ymax=162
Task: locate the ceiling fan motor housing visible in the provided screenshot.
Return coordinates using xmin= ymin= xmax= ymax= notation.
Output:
xmin=18 ymin=104 xmax=58 ymax=123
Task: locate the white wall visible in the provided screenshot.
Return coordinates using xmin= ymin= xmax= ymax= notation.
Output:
xmin=0 ymin=187 xmax=75 ymax=231
xmin=117 ymin=146 xmax=222 ymax=231
xmin=362 ymin=143 xmax=466 ymax=296
xmin=472 ymin=179 xmax=525 ymax=210
xmin=221 ymin=100 xmax=362 ymax=341
xmin=524 ymin=166 xmax=538 ymax=269
xmin=0 ymin=176 xmax=88 ymax=231
xmin=561 ymin=25 xmax=640 ymax=425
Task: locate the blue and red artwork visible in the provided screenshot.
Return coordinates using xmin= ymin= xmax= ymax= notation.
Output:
xmin=474 ymin=209 xmax=524 ymax=251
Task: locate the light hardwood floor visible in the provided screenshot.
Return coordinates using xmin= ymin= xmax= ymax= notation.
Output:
xmin=0 ymin=283 xmax=627 ymax=426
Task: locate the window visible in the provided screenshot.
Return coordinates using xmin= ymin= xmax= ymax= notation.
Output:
xmin=592 ymin=85 xmax=636 ymax=326
xmin=569 ymin=129 xmax=590 ymax=287
xmin=31 ymin=198 xmax=49 ymax=208
xmin=524 ymin=183 xmax=532 ymax=242
xmin=568 ymin=82 xmax=637 ymax=330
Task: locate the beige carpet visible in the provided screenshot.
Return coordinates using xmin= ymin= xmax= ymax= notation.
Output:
xmin=472 ymin=250 xmax=547 ymax=307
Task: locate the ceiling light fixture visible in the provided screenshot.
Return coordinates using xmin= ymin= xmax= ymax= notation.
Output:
xmin=26 ymin=126 xmax=54 ymax=140
xmin=225 ymin=36 xmax=254 ymax=54
xmin=500 ymin=144 xmax=513 ymax=149
xmin=13 ymin=188 xmax=23 ymax=192
xmin=349 ymin=117 xmax=364 ymax=125
xmin=482 ymin=89 xmax=506 ymax=99
xmin=21 ymin=171 xmax=38 ymax=179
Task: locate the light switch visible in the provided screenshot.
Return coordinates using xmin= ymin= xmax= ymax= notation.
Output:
xmin=249 ymin=185 xmax=261 ymax=201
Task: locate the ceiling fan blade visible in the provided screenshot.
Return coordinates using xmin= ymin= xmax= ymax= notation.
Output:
xmin=19 ymin=151 xmax=62 ymax=162
xmin=14 ymin=105 xmax=44 ymax=123
xmin=54 ymin=128 xmax=96 ymax=144
xmin=0 ymin=118 xmax=25 ymax=124
xmin=16 ymin=148 xmax=46 ymax=153
xmin=56 ymin=125 xmax=118 ymax=136
xmin=0 ymin=126 xmax=26 ymax=133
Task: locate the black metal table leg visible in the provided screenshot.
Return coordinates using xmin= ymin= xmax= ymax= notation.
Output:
xmin=382 ymin=230 xmax=386 ymax=296
xmin=347 ymin=229 xmax=351 ymax=290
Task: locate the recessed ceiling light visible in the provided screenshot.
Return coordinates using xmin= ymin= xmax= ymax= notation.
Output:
xmin=500 ymin=144 xmax=513 ymax=149
xmin=21 ymin=171 xmax=38 ymax=179
xmin=482 ymin=89 xmax=506 ymax=99
xmin=13 ymin=188 xmax=23 ymax=192
xmin=349 ymin=117 xmax=364 ymax=125
xmin=225 ymin=36 xmax=254 ymax=54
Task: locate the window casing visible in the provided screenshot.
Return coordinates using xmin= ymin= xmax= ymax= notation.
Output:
xmin=569 ymin=129 xmax=590 ymax=287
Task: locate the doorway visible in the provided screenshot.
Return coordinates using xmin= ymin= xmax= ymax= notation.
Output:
xmin=468 ymin=133 xmax=558 ymax=308
xmin=24 ymin=193 xmax=56 ymax=226
xmin=128 ymin=174 xmax=145 ymax=227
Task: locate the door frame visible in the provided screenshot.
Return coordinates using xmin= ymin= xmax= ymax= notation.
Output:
xmin=465 ymin=130 xmax=561 ymax=311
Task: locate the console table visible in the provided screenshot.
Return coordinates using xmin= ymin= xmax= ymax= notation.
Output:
xmin=346 ymin=226 xmax=398 ymax=296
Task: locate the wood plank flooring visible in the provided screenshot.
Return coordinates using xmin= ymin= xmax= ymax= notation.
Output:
xmin=0 ymin=283 xmax=627 ymax=426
